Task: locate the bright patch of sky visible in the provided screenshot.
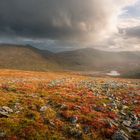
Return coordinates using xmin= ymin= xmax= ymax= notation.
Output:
xmin=123 ymin=0 xmax=140 ymax=18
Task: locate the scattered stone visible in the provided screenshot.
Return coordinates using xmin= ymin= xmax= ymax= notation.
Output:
xmin=0 ymin=111 xmax=9 ymax=118
xmin=15 ymin=111 xmax=20 ymax=114
xmin=70 ymin=116 xmax=78 ymax=124
xmin=60 ymin=104 xmax=68 ymax=110
xmin=109 ymin=119 xmax=119 ymax=127
xmin=120 ymin=110 xmax=126 ymax=116
xmin=73 ymin=105 xmax=81 ymax=110
xmin=112 ymin=131 xmax=129 ymax=140
xmin=0 ymin=106 xmax=13 ymax=117
xmin=75 ymin=124 xmax=80 ymax=129
xmin=2 ymin=106 xmax=13 ymax=113
xmin=123 ymin=120 xmax=131 ymax=127
xmin=103 ymin=103 xmax=107 ymax=107
xmin=126 ymin=127 xmax=134 ymax=133
xmin=122 ymin=105 xmax=129 ymax=110
xmin=49 ymin=120 xmax=55 ymax=127
xmin=133 ymin=100 xmax=138 ymax=104
xmin=40 ymin=106 xmax=49 ymax=112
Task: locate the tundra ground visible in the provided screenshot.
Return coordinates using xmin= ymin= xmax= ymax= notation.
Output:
xmin=0 ymin=70 xmax=139 ymax=140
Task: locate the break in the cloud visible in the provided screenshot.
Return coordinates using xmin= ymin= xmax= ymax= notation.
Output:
xmin=98 ymin=16 xmax=140 ymax=51
xmin=0 ymin=0 xmax=139 ymax=51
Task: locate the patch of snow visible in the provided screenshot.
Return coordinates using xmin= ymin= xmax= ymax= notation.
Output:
xmin=106 ymin=71 xmax=120 ymax=76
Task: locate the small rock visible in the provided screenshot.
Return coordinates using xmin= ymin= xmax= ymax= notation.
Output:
xmin=75 ymin=124 xmax=80 ymax=128
xmin=0 ymin=111 xmax=9 ymax=118
xmin=15 ymin=111 xmax=20 ymax=114
xmin=122 ymin=105 xmax=129 ymax=110
xmin=0 ymin=106 xmax=13 ymax=118
xmin=74 ymin=105 xmax=81 ymax=110
xmin=40 ymin=106 xmax=49 ymax=112
xmin=112 ymin=131 xmax=129 ymax=140
xmin=123 ymin=120 xmax=131 ymax=127
xmin=70 ymin=116 xmax=78 ymax=124
xmin=2 ymin=106 xmax=13 ymax=113
xmin=103 ymin=103 xmax=107 ymax=107
xmin=133 ymin=100 xmax=138 ymax=104
xmin=109 ymin=119 xmax=119 ymax=127
xmin=60 ymin=104 xmax=68 ymax=110
xmin=120 ymin=110 xmax=126 ymax=116
xmin=49 ymin=120 xmax=55 ymax=127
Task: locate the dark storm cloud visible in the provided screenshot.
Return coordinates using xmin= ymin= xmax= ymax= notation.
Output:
xmin=0 ymin=0 xmax=135 ymax=42
xmin=0 ymin=0 xmax=98 ymax=40
xmin=0 ymin=0 xmax=139 ymax=51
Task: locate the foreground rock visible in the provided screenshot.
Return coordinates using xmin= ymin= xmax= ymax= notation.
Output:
xmin=0 ymin=106 xmax=13 ymax=118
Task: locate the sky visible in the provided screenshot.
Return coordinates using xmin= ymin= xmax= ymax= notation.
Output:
xmin=0 ymin=0 xmax=140 ymax=52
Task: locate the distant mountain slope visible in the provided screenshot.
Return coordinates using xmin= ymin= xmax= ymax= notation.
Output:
xmin=0 ymin=44 xmax=140 ymax=74
xmin=0 ymin=44 xmax=60 ymax=71
xmin=55 ymin=48 xmax=140 ymax=72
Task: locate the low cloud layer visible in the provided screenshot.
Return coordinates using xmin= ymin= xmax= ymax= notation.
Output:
xmin=0 ymin=0 xmax=139 ymax=51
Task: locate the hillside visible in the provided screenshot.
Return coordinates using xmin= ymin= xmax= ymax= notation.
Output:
xmin=0 ymin=44 xmax=140 ymax=76
xmin=0 ymin=44 xmax=60 ymax=71
xmin=56 ymin=48 xmax=140 ymax=72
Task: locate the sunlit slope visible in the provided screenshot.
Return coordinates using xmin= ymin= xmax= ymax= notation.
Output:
xmin=0 ymin=44 xmax=60 ymax=71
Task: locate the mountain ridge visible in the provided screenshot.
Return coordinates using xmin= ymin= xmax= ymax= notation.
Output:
xmin=0 ymin=44 xmax=140 ymax=77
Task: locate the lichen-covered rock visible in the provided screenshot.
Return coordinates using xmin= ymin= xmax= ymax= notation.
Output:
xmin=2 ymin=106 xmax=13 ymax=113
xmin=0 ymin=106 xmax=13 ymax=117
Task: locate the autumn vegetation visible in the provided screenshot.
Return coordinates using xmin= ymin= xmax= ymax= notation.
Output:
xmin=0 ymin=69 xmax=139 ymax=140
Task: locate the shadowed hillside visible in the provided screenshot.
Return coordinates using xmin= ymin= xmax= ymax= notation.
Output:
xmin=56 ymin=48 xmax=140 ymax=72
